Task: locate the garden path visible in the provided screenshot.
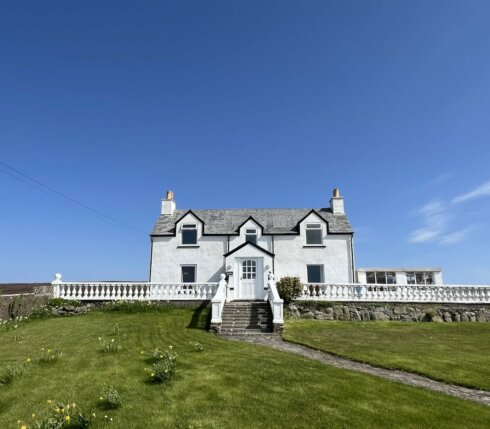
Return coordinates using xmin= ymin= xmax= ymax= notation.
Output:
xmin=225 ymin=335 xmax=490 ymax=407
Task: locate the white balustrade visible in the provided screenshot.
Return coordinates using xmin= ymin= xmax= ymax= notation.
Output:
xmin=51 ymin=274 xmax=218 ymax=301
xmin=301 ymin=283 xmax=490 ymax=303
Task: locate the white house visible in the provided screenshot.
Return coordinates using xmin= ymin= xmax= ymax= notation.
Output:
xmin=150 ymin=189 xmax=355 ymax=301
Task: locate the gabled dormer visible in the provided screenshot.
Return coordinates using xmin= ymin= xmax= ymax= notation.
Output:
xmin=237 ymin=217 xmax=263 ymax=245
xmin=298 ymin=210 xmax=328 ymax=247
xmin=175 ymin=211 xmax=205 ymax=247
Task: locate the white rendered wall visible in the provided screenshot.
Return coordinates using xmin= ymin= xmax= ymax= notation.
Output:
xmin=150 ymin=212 xmax=353 ymax=284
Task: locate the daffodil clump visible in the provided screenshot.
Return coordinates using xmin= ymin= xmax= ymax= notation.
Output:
xmin=17 ymin=401 xmax=91 ymax=429
xmin=146 ymin=345 xmax=177 ymax=384
xmin=99 ymin=324 xmax=123 ymax=353
xmin=0 ymin=316 xmax=27 ymax=331
xmin=0 ymin=360 xmax=27 ymax=385
xmin=98 ymin=384 xmax=122 ymax=410
xmin=38 ymin=347 xmax=63 ymax=364
xmin=191 ymin=342 xmax=204 ymax=352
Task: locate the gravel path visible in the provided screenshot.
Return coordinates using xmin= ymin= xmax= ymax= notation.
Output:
xmin=224 ymin=335 xmax=490 ymax=407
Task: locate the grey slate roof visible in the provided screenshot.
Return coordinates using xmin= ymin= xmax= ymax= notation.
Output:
xmin=151 ymin=208 xmax=353 ymax=236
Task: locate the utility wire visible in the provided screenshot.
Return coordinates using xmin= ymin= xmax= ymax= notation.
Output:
xmin=0 ymin=161 xmax=147 ymax=236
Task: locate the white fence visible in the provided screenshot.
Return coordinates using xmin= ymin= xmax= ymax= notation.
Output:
xmin=52 ymin=275 xmax=218 ymax=301
xmin=302 ymin=283 xmax=490 ymax=303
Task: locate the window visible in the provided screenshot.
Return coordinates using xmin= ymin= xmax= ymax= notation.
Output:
xmin=406 ymin=272 xmax=416 ymax=284
xmin=307 ymin=265 xmax=324 ymax=283
xmin=181 ymin=224 xmax=197 ymax=245
xmin=365 ymin=271 xmax=396 ymax=284
xmin=305 ymin=224 xmax=322 ymax=245
xmin=410 ymin=272 xmax=435 ymax=285
xmin=245 ymin=228 xmax=257 ymax=244
xmin=181 ymin=265 xmax=196 ymax=283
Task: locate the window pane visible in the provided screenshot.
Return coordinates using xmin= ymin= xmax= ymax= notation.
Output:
xmin=425 ymin=273 xmax=435 ymax=285
xmin=376 ymin=272 xmax=386 ymax=284
xmin=182 ymin=266 xmax=196 ymax=283
xmin=366 ymin=272 xmax=376 ymax=284
xmin=245 ymin=234 xmax=257 ymax=244
xmin=182 ymin=229 xmax=197 ymax=245
xmin=406 ymin=273 xmax=416 ymax=284
xmin=307 ymin=265 xmax=323 ymax=283
xmin=416 ymin=272 xmax=425 ymax=284
xmin=306 ymin=229 xmax=322 ymax=244
xmin=386 ymin=272 xmax=396 ymax=284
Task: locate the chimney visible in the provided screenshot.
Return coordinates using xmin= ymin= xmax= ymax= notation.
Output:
xmin=330 ymin=188 xmax=345 ymax=215
xmin=161 ymin=190 xmax=176 ymax=215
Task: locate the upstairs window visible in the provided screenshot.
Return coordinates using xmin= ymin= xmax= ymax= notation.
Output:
xmin=181 ymin=224 xmax=197 ymax=245
xmin=307 ymin=265 xmax=324 ymax=283
xmin=245 ymin=228 xmax=258 ymax=244
xmin=305 ymin=224 xmax=322 ymax=245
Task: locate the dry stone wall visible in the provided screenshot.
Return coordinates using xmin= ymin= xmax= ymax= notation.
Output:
xmin=287 ymin=301 xmax=490 ymax=322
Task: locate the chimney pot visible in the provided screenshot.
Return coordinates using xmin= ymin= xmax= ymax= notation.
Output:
xmin=166 ymin=190 xmax=174 ymax=200
xmin=333 ymin=188 xmax=340 ymax=198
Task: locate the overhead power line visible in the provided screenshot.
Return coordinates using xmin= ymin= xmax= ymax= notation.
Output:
xmin=0 ymin=161 xmax=147 ymax=236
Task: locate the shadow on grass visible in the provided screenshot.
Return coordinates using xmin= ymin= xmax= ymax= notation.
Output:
xmin=186 ymin=302 xmax=211 ymax=331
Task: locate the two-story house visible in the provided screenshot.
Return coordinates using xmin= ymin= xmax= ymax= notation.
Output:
xmin=150 ymin=189 xmax=354 ymax=300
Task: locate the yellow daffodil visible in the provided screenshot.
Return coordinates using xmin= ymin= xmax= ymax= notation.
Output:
xmin=65 ymin=415 xmax=70 ymax=422
xmin=20 ymin=425 xmax=27 ymax=429
xmin=26 ymin=358 xmax=31 ymax=363
xmin=47 ymin=400 xmax=52 ymax=404
xmin=99 ymin=396 xmax=104 ymax=400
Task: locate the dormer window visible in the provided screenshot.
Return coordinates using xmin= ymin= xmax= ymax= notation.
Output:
xmin=305 ymin=223 xmax=322 ymax=245
xmin=182 ymin=223 xmax=197 ymax=245
xmin=245 ymin=228 xmax=258 ymax=244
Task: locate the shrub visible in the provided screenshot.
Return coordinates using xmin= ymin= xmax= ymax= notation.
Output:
xmin=276 ymin=276 xmax=303 ymax=304
xmin=39 ymin=348 xmax=63 ymax=364
xmin=146 ymin=346 xmax=177 ymax=384
xmin=98 ymin=385 xmax=122 ymax=410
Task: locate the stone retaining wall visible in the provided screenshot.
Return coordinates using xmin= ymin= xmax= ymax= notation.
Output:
xmin=0 ymin=294 xmax=50 ymax=320
xmin=287 ymin=301 xmax=490 ymax=322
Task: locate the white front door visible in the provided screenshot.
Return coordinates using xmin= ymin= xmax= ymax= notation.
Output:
xmin=239 ymin=259 xmax=258 ymax=299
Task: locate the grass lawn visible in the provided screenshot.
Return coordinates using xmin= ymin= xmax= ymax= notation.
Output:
xmin=0 ymin=308 xmax=489 ymax=429
xmin=284 ymin=320 xmax=490 ymax=390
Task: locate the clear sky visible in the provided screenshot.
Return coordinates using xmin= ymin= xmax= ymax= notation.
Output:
xmin=1 ymin=1 xmax=490 ymax=284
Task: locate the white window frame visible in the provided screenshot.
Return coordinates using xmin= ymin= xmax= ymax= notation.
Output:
xmin=366 ymin=271 xmax=397 ymax=285
xmin=305 ymin=223 xmax=323 ymax=245
xmin=181 ymin=223 xmax=198 ymax=245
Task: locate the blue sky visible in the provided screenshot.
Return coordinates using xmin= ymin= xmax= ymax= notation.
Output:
xmin=1 ymin=1 xmax=490 ymax=283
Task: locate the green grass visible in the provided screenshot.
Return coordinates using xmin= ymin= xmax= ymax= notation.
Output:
xmin=0 ymin=309 xmax=489 ymax=429
xmin=284 ymin=320 xmax=490 ymax=390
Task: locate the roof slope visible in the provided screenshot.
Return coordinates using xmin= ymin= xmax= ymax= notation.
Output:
xmin=151 ymin=208 xmax=353 ymax=236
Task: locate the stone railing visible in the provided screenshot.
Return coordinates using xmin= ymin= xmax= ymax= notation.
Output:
xmin=301 ymin=283 xmax=490 ymax=303
xmin=267 ymin=273 xmax=284 ymax=331
xmin=210 ymin=274 xmax=228 ymax=332
xmin=51 ymin=274 xmax=218 ymax=301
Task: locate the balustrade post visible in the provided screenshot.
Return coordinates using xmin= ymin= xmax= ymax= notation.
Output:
xmin=51 ymin=273 xmax=62 ymax=298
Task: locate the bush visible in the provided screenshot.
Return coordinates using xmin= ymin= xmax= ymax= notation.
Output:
xmin=276 ymin=276 xmax=303 ymax=304
xmin=101 ymin=301 xmax=173 ymax=313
